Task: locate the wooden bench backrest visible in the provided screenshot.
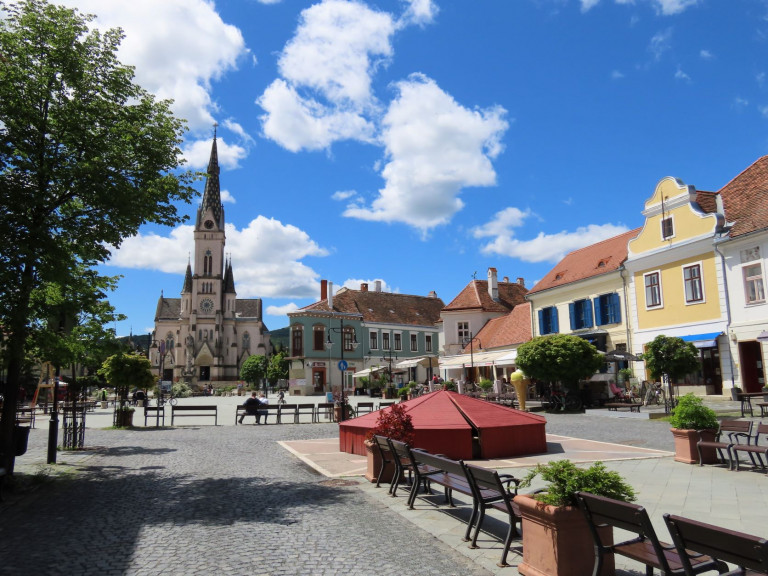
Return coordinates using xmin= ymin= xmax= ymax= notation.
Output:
xmin=373 ymin=435 xmax=391 ymax=455
xmin=412 ymin=449 xmax=465 ymax=477
xmin=464 ymin=463 xmax=518 ymax=512
xmin=753 ymin=422 xmax=768 ymax=441
xmin=279 ymin=403 xmax=298 ymax=411
xmin=664 ymin=513 xmax=768 ymax=575
xmin=718 ymin=419 xmax=752 ymax=435
xmin=387 ymin=438 xmax=413 ymax=463
xmin=316 ymin=402 xmax=333 ymax=411
xmin=173 ymin=405 xmax=217 ymax=411
xmin=575 ymin=491 xmax=672 ymax=572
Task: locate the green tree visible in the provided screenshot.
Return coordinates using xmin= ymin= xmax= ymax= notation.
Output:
xmin=266 ymin=351 xmax=288 ymax=386
xmin=240 ymin=355 xmax=268 ymax=390
xmin=641 ymin=335 xmax=699 ymax=383
xmin=515 ymin=334 xmax=604 ymax=389
xmin=98 ymin=352 xmax=155 ymax=406
xmin=0 ymin=0 xmax=195 ymax=471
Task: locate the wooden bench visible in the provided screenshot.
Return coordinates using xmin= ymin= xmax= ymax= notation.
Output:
xmin=15 ymin=407 xmax=36 ymax=428
xmin=664 ymin=513 xmax=768 ymax=575
xmin=314 ymin=402 xmax=334 ymax=423
xmin=356 ymin=402 xmax=375 ymax=415
xmin=277 ymin=403 xmax=298 ymax=424
xmin=463 ymin=463 xmax=523 ymax=567
xmin=170 ymin=405 xmax=218 ymax=426
xmin=575 ymin=491 xmax=727 ymax=576
xmin=605 ymin=402 xmax=641 ymax=413
xmin=732 ymin=421 xmax=768 ymax=472
xmin=757 ymin=402 xmax=768 ymax=418
xmin=144 ymin=405 xmax=165 ymax=427
xmin=371 ymin=435 xmax=396 ymax=491
xmin=259 ymin=404 xmax=280 ymax=424
xmin=697 ymin=419 xmax=753 ymax=469
xmin=378 ymin=401 xmax=395 ymax=409
xmin=296 ymin=404 xmax=315 ymax=423
xmin=387 ymin=439 xmax=434 ymax=502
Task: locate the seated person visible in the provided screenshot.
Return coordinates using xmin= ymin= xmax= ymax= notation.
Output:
xmin=238 ymin=391 xmax=261 ymax=424
xmin=256 ymin=393 xmax=269 ymax=424
xmin=608 ymin=379 xmax=626 ymax=400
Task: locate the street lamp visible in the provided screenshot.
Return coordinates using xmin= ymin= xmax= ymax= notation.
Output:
xmin=461 ymin=332 xmax=482 ymax=391
xmin=149 ymin=336 xmax=167 ymax=402
xmin=325 ymin=316 xmax=359 ymax=422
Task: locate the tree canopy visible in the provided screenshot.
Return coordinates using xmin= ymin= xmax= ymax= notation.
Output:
xmin=98 ymin=352 xmax=155 ymax=398
xmin=641 ymin=335 xmax=699 ymax=383
xmin=240 ymin=355 xmax=268 ymax=388
xmin=515 ymin=334 xmax=604 ymax=388
xmin=0 ymin=0 xmax=195 ymax=471
xmin=267 ymin=351 xmax=288 ymax=386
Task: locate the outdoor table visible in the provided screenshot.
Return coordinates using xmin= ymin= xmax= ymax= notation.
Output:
xmin=738 ymin=392 xmax=764 ymax=417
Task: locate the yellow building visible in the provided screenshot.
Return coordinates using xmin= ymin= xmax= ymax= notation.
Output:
xmin=625 ymin=177 xmax=729 ymax=395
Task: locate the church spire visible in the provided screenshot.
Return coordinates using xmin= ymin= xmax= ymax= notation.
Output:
xmin=198 ymin=124 xmax=224 ymax=228
xmin=224 ymin=257 xmax=236 ymax=293
xmin=182 ymin=260 xmax=193 ymax=293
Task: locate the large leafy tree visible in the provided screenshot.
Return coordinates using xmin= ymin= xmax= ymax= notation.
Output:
xmin=641 ymin=335 xmax=699 ymax=383
xmin=515 ymin=334 xmax=604 ymax=389
xmin=266 ymin=351 xmax=288 ymax=386
xmin=98 ymin=352 xmax=155 ymax=405
xmin=240 ymin=355 xmax=268 ymax=390
xmin=0 ymin=0 xmax=195 ymax=472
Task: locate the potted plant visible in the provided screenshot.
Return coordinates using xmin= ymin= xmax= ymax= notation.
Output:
xmin=115 ymin=405 xmax=135 ymax=427
xmin=363 ymin=403 xmax=415 ymax=483
xmin=618 ymin=368 xmax=633 ymax=385
xmin=100 ymin=388 xmax=108 ymax=409
xmin=477 ymin=378 xmax=494 ymax=396
xmin=515 ymin=459 xmax=636 ymax=576
xmin=398 ymin=384 xmax=410 ymax=401
xmin=668 ymin=393 xmax=719 ymax=464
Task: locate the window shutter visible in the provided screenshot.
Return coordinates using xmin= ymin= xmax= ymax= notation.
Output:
xmin=593 ymin=297 xmax=603 ymax=326
xmin=552 ymin=308 xmax=559 ymax=333
xmin=568 ymin=302 xmax=576 ymax=330
xmin=610 ymin=293 xmax=621 ymax=323
xmin=538 ymin=309 xmax=544 ymax=335
xmin=584 ymin=299 xmax=593 ymax=328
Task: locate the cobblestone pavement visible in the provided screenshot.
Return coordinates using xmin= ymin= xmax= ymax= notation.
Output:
xmin=0 ymin=423 xmax=491 ymax=576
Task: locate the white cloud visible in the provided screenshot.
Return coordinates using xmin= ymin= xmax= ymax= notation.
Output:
xmin=759 ymin=106 xmax=768 ymax=119
xmin=648 ymin=28 xmax=673 ymax=61
xmin=733 ymin=97 xmax=749 ymax=111
xmin=343 ymin=74 xmax=508 ymax=233
xmin=107 ymin=217 xmax=329 ymax=299
xmin=675 ymin=67 xmax=691 ymax=82
xmin=653 ymin=0 xmax=699 ymax=15
xmin=55 ymin=0 xmax=248 ymax=135
xmin=474 ymin=210 xmax=629 ymax=263
xmin=220 ymin=190 xmax=236 ymax=204
xmin=398 ymin=0 xmax=439 ymax=28
xmin=699 ymin=49 xmax=712 ymax=59
xmin=580 ymin=0 xmax=601 ymax=12
xmin=267 ymin=303 xmax=300 ymax=316
xmin=332 ymin=190 xmax=357 ymax=201
xmin=611 ymin=70 xmax=625 ymax=79
xmin=258 ymin=0 xmax=394 ymax=151
xmin=182 ymin=137 xmax=248 ymax=170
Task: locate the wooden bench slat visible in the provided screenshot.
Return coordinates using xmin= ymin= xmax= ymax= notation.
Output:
xmin=171 ymin=405 xmax=218 ymax=426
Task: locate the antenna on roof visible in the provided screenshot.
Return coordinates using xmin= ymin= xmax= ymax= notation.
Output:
xmin=472 ymin=271 xmax=477 ymax=280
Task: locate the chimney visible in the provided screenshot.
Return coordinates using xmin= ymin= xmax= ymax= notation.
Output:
xmin=328 ymin=281 xmax=333 ymax=310
xmin=321 ymin=279 xmax=328 ymax=301
xmin=361 ymin=282 xmax=369 ymax=292
xmin=488 ymin=267 xmax=499 ymax=301
xmin=375 ymin=280 xmax=382 ymax=292
xmin=517 ymin=277 xmax=525 ymax=287
xmin=428 ymin=290 xmax=437 ymax=299
xmin=503 ymin=276 xmax=509 ymax=283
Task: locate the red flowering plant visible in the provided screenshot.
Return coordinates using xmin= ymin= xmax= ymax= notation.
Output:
xmin=365 ymin=403 xmax=415 ymax=445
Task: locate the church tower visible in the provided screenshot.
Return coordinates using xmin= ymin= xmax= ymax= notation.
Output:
xmin=152 ymin=129 xmax=271 ymax=390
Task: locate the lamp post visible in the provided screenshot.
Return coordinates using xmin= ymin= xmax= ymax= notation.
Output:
xmin=325 ymin=315 xmax=359 ymax=422
xmin=462 ymin=332 xmax=482 ymax=391
xmin=149 ymin=336 xmax=166 ymax=402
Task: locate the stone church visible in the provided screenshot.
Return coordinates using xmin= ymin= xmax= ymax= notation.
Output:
xmin=152 ymin=134 xmax=271 ymax=389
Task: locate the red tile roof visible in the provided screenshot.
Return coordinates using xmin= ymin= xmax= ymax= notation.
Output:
xmin=298 ymin=288 xmax=444 ymax=326
xmin=443 ymin=279 xmax=528 ymax=313
xmin=465 ymin=302 xmax=532 ymax=351
xmin=527 ymin=228 xmax=641 ymax=294
xmin=717 ymin=155 xmax=768 ymax=238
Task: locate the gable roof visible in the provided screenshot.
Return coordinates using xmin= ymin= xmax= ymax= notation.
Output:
xmin=296 ymin=288 xmax=444 ymax=326
xmin=717 ymin=155 xmax=768 ymax=238
xmin=443 ymin=279 xmax=528 ymax=313
xmin=527 ymin=227 xmax=641 ymax=294
xmin=466 ymin=302 xmax=532 ymax=351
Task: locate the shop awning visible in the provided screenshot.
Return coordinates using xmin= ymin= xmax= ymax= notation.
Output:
xmin=494 ymin=350 xmax=517 ymax=366
xmin=439 ymin=355 xmax=467 ymax=369
xmin=680 ymin=332 xmax=723 ymax=349
xmin=352 ymin=367 xmax=384 ymax=378
xmin=395 ymin=356 xmax=438 ymax=369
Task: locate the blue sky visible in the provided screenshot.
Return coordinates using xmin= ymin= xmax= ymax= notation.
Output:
xmin=39 ymin=0 xmax=768 ymax=337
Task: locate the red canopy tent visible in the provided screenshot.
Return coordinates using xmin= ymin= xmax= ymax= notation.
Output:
xmin=339 ymin=390 xmax=547 ymax=460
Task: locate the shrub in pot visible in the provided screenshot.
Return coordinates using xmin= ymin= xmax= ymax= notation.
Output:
xmin=363 ymin=403 xmax=414 ymax=482
xmin=668 ymin=393 xmax=719 ymax=464
xmin=515 ymin=460 xmax=636 ymax=576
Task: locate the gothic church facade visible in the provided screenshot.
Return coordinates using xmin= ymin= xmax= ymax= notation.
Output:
xmin=152 ymin=135 xmax=271 ymax=388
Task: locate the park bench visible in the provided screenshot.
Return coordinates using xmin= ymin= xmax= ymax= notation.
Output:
xmin=664 ymin=513 xmax=768 ymax=575
xmin=757 ymin=402 xmax=768 ymax=418
xmin=15 ymin=407 xmax=36 ymax=428
xmin=371 ymin=435 xmax=396 ymax=491
xmin=295 ymin=404 xmax=315 ymax=423
xmin=144 ymin=405 xmax=165 ymax=427
xmin=277 ymin=403 xmax=298 ymax=424
xmin=378 ymin=401 xmax=395 ymax=409
xmin=387 ymin=439 xmax=435 ymax=502
xmin=356 ymin=402 xmax=375 ymax=415
xmin=575 ymin=491 xmax=726 ymax=576
xmin=731 ymin=421 xmax=768 ymax=472
xmin=697 ymin=419 xmax=753 ymax=469
xmin=314 ymin=402 xmax=334 ymax=423
xmin=259 ymin=404 xmax=280 ymax=424
xmin=171 ymin=405 xmax=218 ymax=426
xmin=605 ymin=402 xmax=641 ymax=413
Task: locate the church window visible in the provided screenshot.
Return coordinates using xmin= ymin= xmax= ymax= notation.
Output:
xmin=165 ymin=333 xmax=174 ymax=352
xmin=204 ymin=250 xmax=213 ymax=277
xmin=243 ymin=332 xmax=250 ymax=352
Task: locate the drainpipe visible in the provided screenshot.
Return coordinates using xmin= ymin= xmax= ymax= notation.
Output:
xmin=619 ymin=266 xmax=632 ymax=355
xmin=714 ymin=241 xmax=736 ymax=393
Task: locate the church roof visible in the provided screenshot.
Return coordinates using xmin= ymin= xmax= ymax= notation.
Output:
xmin=154 ymin=297 xmax=263 ymax=322
xmin=196 ymin=132 xmax=224 ymax=229
xmin=224 ymin=260 xmax=236 ymax=293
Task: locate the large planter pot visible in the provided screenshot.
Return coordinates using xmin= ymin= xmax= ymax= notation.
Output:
xmin=671 ymin=428 xmax=717 ymax=464
xmin=364 ymin=440 xmax=394 ymax=484
xmin=333 ymin=404 xmax=352 ymax=422
xmin=14 ymin=425 xmax=30 ymax=456
xmin=116 ymin=410 xmax=134 ymax=427
xmin=515 ymin=494 xmax=614 ymax=576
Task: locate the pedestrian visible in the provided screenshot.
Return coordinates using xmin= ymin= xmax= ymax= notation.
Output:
xmin=277 ymin=390 xmax=285 ymax=405
xmin=256 ymin=392 xmax=269 ymax=424
xmin=238 ymin=391 xmax=260 ymax=424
